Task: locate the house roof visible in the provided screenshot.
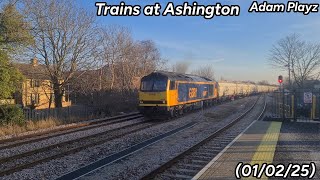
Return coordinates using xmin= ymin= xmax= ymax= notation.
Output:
xmin=14 ymin=63 xmax=51 ymax=80
xmin=73 ymin=66 xmax=109 ymax=78
xmin=14 ymin=59 xmax=111 ymax=82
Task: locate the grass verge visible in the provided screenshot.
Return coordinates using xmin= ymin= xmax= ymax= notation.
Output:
xmin=0 ymin=118 xmax=61 ymax=137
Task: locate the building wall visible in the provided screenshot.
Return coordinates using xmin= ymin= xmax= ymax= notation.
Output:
xmin=19 ymin=79 xmax=71 ymax=109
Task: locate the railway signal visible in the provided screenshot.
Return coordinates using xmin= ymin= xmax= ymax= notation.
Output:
xmin=278 ymin=75 xmax=283 ymax=84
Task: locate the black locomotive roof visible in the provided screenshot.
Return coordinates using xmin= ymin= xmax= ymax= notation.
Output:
xmin=143 ymin=71 xmax=214 ymax=82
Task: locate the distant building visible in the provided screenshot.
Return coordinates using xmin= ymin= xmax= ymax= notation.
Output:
xmin=14 ymin=58 xmax=71 ymax=109
xmin=0 ymin=99 xmax=15 ymax=105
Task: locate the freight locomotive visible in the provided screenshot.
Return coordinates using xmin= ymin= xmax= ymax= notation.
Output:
xmin=138 ymin=71 xmax=276 ymax=117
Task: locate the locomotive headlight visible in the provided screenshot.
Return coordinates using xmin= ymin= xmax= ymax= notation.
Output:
xmin=139 ymin=100 xmax=143 ymax=104
xmin=162 ymin=100 xmax=166 ymax=104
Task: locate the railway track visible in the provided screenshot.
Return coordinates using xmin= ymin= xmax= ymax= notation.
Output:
xmin=0 ymin=115 xmax=149 ymax=176
xmin=142 ymin=95 xmax=266 ymax=180
xmin=0 ymin=95 xmax=261 ymax=179
xmin=56 ymin=122 xmax=199 ymax=180
xmin=0 ymin=112 xmax=143 ymax=150
xmin=55 ymin=96 xmax=262 ymax=180
xmin=0 ymin=98 xmax=231 ymax=151
xmin=0 ymin=106 xmax=211 ymax=177
xmin=0 ymin=95 xmax=252 ymax=151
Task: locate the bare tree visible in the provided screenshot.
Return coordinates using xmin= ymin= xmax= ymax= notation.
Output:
xmin=269 ymin=33 xmax=302 ymax=88
xmin=269 ymin=33 xmax=320 ymax=88
xmin=117 ymin=39 xmax=165 ymax=90
xmin=292 ymin=42 xmax=320 ymax=87
xmin=172 ymin=61 xmax=190 ymax=74
xmin=257 ymin=80 xmax=270 ymax=85
xmin=23 ymin=0 xmax=97 ymax=107
xmin=96 ymin=25 xmax=166 ymax=92
xmin=137 ymin=40 xmax=161 ymax=74
xmin=155 ymin=57 xmax=168 ymax=71
xmin=98 ymin=25 xmax=133 ymax=90
xmin=220 ymin=76 xmax=226 ymax=81
xmin=191 ymin=65 xmax=215 ymax=80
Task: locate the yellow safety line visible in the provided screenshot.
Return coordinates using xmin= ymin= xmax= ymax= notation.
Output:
xmin=248 ymin=122 xmax=282 ymax=179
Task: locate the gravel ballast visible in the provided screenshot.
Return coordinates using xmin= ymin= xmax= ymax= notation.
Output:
xmin=1 ymin=97 xmax=256 ymax=180
xmin=80 ymin=96 xmax=264 ymax=180
xmin=0 ymin=118 xmax=144 ymax=159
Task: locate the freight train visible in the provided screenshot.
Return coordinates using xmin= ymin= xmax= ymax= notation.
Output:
xmin=138 ymin=71 xmax=277 ymax=117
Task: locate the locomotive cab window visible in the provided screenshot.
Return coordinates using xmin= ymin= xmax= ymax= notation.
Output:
xmin=170 ymin=81 xmax=176 ymax=90
xmin=141 ymin=80 xmax=153 ymax=91
xmin=140 ymin=79 xmax=167 ymax=92
xmin=153 ymin=80 xmax=167 ymax=91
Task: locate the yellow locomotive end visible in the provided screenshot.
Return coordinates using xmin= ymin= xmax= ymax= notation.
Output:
xmin=139 ymin=91 xmax=167 ymax=107
xmin=138 ymin=73 xmax=170 ymax=116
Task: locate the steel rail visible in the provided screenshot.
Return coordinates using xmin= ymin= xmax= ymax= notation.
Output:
xmin=0 ymin=117 xmax=149 ymax=176
xmin=0 ymin=112 xmax=142 ymax=150
xmin=141 ymin=95 xmax=265 ymax=179
xmin=56 ymin=96 xmax=261 ymax=180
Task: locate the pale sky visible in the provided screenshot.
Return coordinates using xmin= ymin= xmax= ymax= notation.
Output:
xmin=33 ymin=0 xmax=320 ymax=83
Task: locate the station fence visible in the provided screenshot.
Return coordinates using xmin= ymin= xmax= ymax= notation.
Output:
xmin=268 ymin=89 xmax=320 ymax=121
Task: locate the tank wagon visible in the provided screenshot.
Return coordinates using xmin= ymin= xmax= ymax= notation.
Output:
xmin=139 ymin=71 xmax=277 ymax=117
xmin=219 ymin=82 xmax=257 ymax=100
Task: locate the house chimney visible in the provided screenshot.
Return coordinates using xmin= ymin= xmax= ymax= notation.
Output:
xmin=31 ymin=57 xmax=38 ymax=67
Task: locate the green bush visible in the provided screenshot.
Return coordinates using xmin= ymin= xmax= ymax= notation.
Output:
xmin=0 ymin=105 xmax=25 ymax=126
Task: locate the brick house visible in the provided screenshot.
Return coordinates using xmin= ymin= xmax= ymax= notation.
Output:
xmin=14 ymin=58 xmax=71 ymax=109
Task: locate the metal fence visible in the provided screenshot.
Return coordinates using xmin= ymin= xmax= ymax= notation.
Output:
xmin=268 ymin=89 xmax=320 ymax=121
xmin=22 ymin=91 xmax=139 ymax=123
xmin=23 ymin=105 xmax=105 ymax=123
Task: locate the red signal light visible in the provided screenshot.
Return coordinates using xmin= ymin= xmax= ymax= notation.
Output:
xmin=278 ymin=75 xmax=283 ymax=84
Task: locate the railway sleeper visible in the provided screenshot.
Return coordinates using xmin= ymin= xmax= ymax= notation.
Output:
xmin=169 ymin=168 xmax=199 ymax=176
xmin=180 ymin=163 xmax=204 ymax=169
xmin=161 ymin=173 xmax=193 ymax=179
xmin=189 ymin=155 xmax=211 ymax=161
xmin=197 ymin=149 xmax=220 ymax=154
xmin=190 ymin=159 xmax=208 ymax=165
xmin=205 ymin=146 xmax=223 ymax=150
xmin=192 ymin=152 xmax=215 ymax=157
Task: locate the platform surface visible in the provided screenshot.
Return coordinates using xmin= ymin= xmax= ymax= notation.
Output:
xmin=273 ymin=122 xmax=320 ymax=179
xmin=193 ymin=120 xmax=282 ymax=179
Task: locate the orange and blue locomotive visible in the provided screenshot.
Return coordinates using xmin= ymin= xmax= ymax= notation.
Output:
xmin=138 ymin=71 xmax=219 ymax=117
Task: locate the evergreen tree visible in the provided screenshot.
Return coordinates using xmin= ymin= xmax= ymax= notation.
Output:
xmin=0 ymin=3 xmax=32 ymax=99
xmin=0 ymin=50 xmax=23 ymax=99
xmin=0 ymin=3 xmax=33 ymax=125
xmin=0 ymin=3 xmax=33 ymax=50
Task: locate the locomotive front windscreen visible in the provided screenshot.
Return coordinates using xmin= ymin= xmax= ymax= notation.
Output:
xmin=140 ymin=80 xmax=167 ymax=91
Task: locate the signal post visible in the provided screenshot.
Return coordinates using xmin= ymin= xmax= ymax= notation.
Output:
xmin=278 ymin=75 xmax=285 ymax=121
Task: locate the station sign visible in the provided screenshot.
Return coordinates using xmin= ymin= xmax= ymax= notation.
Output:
xmin=304 ymin=92 xmax=312 ymax=104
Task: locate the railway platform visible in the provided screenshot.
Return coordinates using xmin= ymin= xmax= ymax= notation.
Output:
xmin=192 ymin=120 xmax=320 ymax=179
